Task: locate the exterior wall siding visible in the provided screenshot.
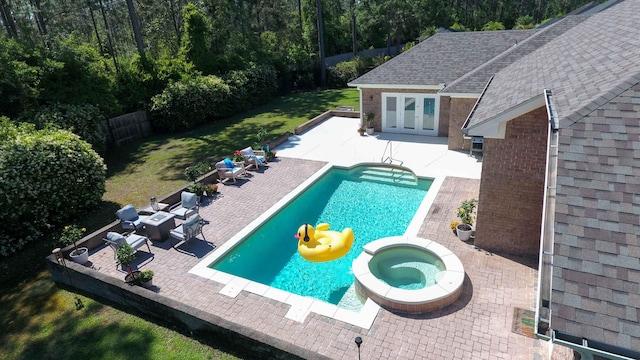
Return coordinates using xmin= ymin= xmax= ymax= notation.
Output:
xmin=474 ymin=106 xmax=549 ymax=255
xmin=447 ymin=97 xmax=477 ymax=150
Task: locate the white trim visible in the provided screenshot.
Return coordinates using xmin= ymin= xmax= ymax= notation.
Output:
xmin=348 ymin=83 xmax=445 ymax=90
xmin=465 ymin=93 xmax=546 ymax=138
xmin=440 ymin=92 xmax=481 ymax=98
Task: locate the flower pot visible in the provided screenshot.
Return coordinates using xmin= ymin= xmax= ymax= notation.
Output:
xmin=141 ymin=279 xmax=153 ymax=288
xmin=125 ymin=270 xmax=142 ymax=285
xmin=456 ymin=224 xmax=473 ymax=241
xmin=366 ymin=127 xmax=374 ymax=135
xmin=69 ymin=247 xmax=89 ymax=264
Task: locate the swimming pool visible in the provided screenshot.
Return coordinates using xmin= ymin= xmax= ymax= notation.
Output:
xmin=209 ymin=165 xmax=433 ymax=305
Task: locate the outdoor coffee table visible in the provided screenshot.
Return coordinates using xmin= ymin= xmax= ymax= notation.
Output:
xmin=141 ymin=211 xmax=176 ymax=242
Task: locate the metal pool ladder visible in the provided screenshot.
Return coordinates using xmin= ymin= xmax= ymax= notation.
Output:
xmin=381 ymin=141 xmax=403 ymax=166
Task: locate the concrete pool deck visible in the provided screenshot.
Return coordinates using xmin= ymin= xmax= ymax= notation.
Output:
xmin=83 ymin=116 xmax=546 ymax=359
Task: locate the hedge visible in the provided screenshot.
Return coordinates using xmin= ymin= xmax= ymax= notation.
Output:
xmin=0 ymin=119 xmax=106 ymax=256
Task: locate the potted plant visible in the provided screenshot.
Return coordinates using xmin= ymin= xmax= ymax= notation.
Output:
xmin=358 ymin=126 xmax=366 ymax=136
xmin=59 ymin=225 xmax=89 ymax=264
xmin=232 ymin=150 xmax=245 ymax=162
xmin=187 ymin=182 xmax=207 ymax=197
xmin=365 ymin=112 xmax=375 ymax=135
xmin=116 ymin=243 xmax=140 ymax=285
xmin=454 ymin=198 xmax=478 ymax=241
xmin=266 ymin=150 xmax=277 ymax=161
xmin=449 ymin=221 xmax=460 ymax=235
xmin=139 ymin=270 xmax=154 ymax=288
xmin=204 ymin=183 xmax=218 ymax=196
xmin=255 ymin=127 xmax=269 ymax=152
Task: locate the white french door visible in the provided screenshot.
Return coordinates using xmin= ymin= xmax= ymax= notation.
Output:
xmin=382 ymin=93 xmax=439 ymax=136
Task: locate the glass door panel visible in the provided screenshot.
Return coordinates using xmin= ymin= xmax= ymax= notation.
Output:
xmin=404 ymin=97 xmax=416 ymax=129
xmin=422 ymin=98 xmax=435 ymax=131
xmin=386 ymin=96 xmax=397 ymax=128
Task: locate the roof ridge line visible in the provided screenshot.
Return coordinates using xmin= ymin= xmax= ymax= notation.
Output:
xmin=443 ymin=17 xmax=584 ymax=93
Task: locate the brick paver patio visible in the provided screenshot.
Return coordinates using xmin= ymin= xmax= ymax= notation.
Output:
xmin=88 ymin=156 xmax=546 ymax=359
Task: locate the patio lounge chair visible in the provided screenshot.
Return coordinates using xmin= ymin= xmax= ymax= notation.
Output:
xmin=169 ymin=191 xmax=199 ymax=220
xmin=104 ymin=231 xmax=152 ymax=259
xmin=239 ymin=146 xmax=267 ymax=169
xmin=215 ymin=158 xmax=246 ymax=183
xmin=170 ymin=214 xmax=206 ymax=249
xmin=116 ymin=204 xmax=149 ymax=231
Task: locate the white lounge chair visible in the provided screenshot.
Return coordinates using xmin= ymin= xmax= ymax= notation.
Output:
xmin=215 ymin=158 xmax=246 ymax=183
xmin=239 ymin=146 xmax=267 ymax=169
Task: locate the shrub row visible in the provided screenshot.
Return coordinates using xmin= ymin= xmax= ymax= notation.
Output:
xmin=0 ymin=119 xmax=106 ymax=256
xmin=149 ymin=65 xmax=277 ymax=132
xmin=327 ymin=55 xmax=388 ymax=88
xmin=20 ymin=103 xmax=107 ymax=155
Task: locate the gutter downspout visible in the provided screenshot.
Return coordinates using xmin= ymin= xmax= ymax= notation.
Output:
xmin=536 ymin=89 xmax=557 ymax=344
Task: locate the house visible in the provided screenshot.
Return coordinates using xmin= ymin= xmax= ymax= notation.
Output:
xmin=348 ymin=0 xmax=639 ymax=358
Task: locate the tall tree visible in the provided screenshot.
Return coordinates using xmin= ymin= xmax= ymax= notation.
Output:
xmin=125 ymin=0 xmax=145 ymax=57
xmin=0 ymin=0 xmax=18 ymax=38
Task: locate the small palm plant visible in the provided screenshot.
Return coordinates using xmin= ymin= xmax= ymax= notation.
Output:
xmin=116 ymin=243 xmax=137 ymax=278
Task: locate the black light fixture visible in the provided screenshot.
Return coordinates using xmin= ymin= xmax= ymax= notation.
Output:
xmin=355 ymin=336 xmax=362 ymax=360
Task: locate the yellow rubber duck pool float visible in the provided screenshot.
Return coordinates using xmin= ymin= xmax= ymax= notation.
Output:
xmin=295 ymin=223 xmax=354 ymax=262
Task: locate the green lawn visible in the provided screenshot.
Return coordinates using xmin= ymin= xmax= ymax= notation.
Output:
xmin=0 ymin=88 xmax=359 ymax=360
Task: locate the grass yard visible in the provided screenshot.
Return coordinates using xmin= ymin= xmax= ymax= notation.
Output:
xmin=0 ymin=88 xmax=359 ymax=360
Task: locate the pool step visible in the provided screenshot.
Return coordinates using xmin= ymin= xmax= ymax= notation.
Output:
xmin=337 ymin=284 xmax=366 ymax=311
xmin=356 ymin=168 xmax=417 ymax=186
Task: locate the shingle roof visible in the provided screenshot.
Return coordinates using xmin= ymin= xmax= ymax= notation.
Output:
xmin=466 ymin=0 xmax=640 ymax=352
xmin=442 ymin=15 xmax=588 ymax=94
xmin=466 ymin=0 xmax=640 ymax=130
xmin=348 ymin=30 xmax=536 ymax=87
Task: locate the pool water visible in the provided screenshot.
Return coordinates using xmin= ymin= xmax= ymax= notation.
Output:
xmin=210 ymin=166 xmax=432 ymax=305
xmin=368 ymin=247 xmax=444 ymax=290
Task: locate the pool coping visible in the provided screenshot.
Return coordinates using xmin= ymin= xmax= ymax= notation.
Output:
xmin=189 ymin=162 xmax=444 ymax=329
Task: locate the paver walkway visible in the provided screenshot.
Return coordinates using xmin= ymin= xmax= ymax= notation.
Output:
xmin=89 ymin=156 xmax=546 ymax=359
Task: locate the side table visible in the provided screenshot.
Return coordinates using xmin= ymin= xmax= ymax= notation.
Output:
xmin=139 ymin=202 xmax=170 ymax=215
xmin=141 ymin=211 xmax=176 ymax=242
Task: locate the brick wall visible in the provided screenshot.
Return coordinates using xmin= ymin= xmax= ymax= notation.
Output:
xmin=474 ymin=106 xmax=549 ymax=255
xmin=447 ymin=97 xmax=477 ymax=151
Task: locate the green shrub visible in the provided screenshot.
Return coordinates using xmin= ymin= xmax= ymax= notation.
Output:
xmin=224 ymin=65 xmax=278 ymax=112
xmin=21 ymin=103 xmax=106 ymax=155
xmin=328 ymin=61 xmax=359 ymax=88
xmin=0 ymin=119 xmax=106 ymax=256
xmin=149 ymin=75 xmax=231 ymax=132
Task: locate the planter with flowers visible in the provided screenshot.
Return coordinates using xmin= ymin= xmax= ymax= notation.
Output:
xmin=454 ymin=199 xmax=478 ymax=241
xmin=59 ymin=225 xmax=89 ymax=264
xmin=358 ymin=126 xmax=366 ymax=136
xmin=232 ymin=150 xmax=245 ymax=163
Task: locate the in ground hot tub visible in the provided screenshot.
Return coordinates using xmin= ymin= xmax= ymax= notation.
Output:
xmin=352 ymin=236 xmax=464 ymax=313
